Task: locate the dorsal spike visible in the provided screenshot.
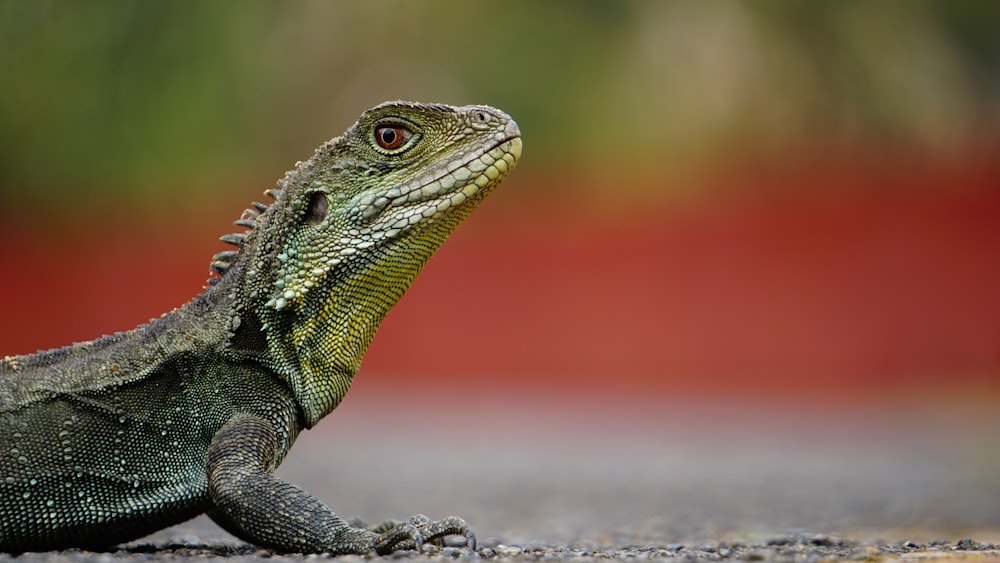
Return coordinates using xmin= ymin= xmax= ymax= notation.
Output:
xmin=211 ymin=250 xmax=239 ymax=263
xmin=219 ymin=232 xmax=246 ymax=247
xmin=233 ymin=207 xmax=260 ymax=229
xmin=210 ymin=191 xmax=273 ymax=284
xmin=264 ymin=188 xmax=281 ymax=200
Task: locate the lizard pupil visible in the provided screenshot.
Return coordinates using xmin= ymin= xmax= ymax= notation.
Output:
xmin=374 ymin=126 xmax=409 ymax=150
xmin=305 ymin=192 xmax=328 ymax=225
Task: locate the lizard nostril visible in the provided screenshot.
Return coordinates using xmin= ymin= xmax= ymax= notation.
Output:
xmin=468 ymin=108 xmax=497 ymax=130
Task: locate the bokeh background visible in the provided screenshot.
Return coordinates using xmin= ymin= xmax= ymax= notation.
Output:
xmin=2 ymin=1 xmax=1000 ymax=546
xmin=2 ymin=0 xmax=998 ymax=401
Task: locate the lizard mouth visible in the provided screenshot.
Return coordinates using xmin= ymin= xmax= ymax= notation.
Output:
xmin=262 ymin=133 xmax=520 ymax=312
xmin=359 ymin=134 xmax=522 ymax=237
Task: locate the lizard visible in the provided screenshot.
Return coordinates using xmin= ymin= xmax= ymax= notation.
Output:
xmin=0 ymin=101 xmax=521 ymax=554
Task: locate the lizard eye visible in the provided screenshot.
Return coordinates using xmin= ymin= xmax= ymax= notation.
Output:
xmin=305 ymin=192 xmax=328 ymax=225
xmin=373 ymin=125 xmax=412 ymax=151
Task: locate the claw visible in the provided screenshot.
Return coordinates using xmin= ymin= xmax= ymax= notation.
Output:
xmin=371 ymin=514 xmax=474 ymax=554
xmin=372 ymin=521 xmax=422 ymax=555
xmin=409 ymin=516 xmax=428 ymax=552
xmin=412 ymin=525 xmax=425 ymax=553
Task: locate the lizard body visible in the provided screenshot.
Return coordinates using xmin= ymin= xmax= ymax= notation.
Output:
xmin=0 ymin=102 xmax=521 ymax=554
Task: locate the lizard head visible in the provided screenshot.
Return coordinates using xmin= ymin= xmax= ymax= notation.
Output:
xmin=215 ymin=102 xmax=521 ymax=426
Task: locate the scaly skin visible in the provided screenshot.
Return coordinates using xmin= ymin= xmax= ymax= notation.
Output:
xmin=0 ymin=102 xmax=521 ymax=554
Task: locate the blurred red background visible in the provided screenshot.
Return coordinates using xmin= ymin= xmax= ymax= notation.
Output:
xmin=2 ymin=3 xmax=999 ymax=411
xmin=3 ymin=147 xmax=997 ymax=403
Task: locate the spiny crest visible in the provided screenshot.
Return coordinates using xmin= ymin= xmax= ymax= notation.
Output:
xmin=207 ymin=188 xmax=282 ymax=285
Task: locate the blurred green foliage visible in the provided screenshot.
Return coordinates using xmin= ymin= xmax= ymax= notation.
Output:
xmin=0 ymin=0 xmax=997 ymax=205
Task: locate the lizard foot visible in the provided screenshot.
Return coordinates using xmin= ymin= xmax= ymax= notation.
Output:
xmin=371 ymin=514 xmax=476 ymax=554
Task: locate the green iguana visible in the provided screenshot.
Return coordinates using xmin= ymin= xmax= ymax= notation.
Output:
xmin=0 ymin=102 xmax=521 ymax=554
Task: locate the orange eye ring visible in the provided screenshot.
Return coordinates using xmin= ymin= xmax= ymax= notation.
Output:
xmin=374 ymin=126 xmax=411 ymax=150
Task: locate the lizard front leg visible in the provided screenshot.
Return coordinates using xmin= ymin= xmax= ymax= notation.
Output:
xmin=205 ymin=413 xmax=473 ymax=554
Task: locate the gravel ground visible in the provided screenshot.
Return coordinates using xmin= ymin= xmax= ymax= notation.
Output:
xmin=4 ymin=392 xmax=999 ymax=561
xmin=5 ymin=536 xmax=999 ymax=562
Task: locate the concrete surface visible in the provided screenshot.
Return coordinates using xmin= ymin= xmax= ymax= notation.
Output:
xmin=3 ymin=389 xmax=999 ymax=561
